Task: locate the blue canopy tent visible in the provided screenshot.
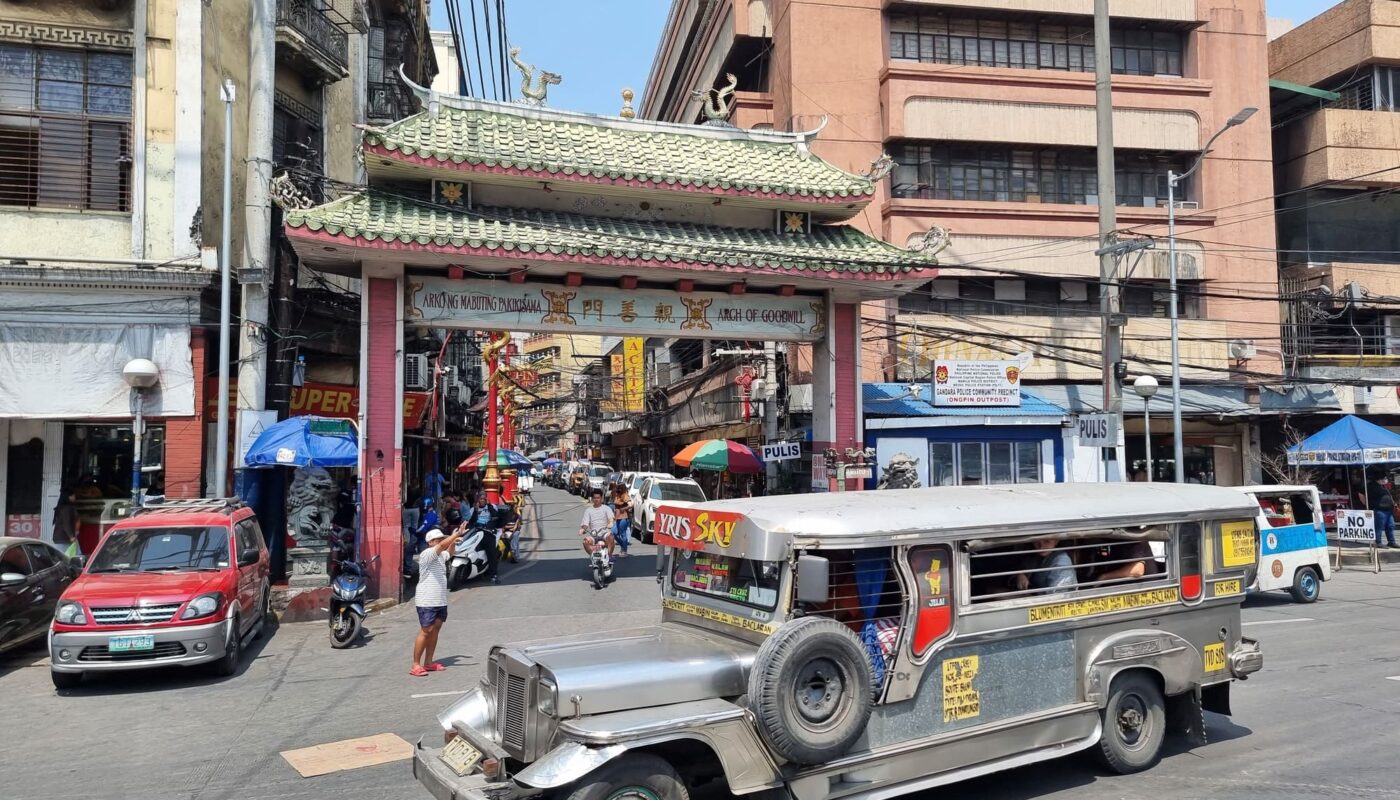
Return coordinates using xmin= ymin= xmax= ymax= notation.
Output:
xmin=244 ymin=416 xmax=359 ymax=468
xmin=1286 ymin=415 xmax=1400 ymax=467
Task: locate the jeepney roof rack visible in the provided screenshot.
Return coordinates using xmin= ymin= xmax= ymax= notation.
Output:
xmin=131 ymin=498 xmax=247 ymax=517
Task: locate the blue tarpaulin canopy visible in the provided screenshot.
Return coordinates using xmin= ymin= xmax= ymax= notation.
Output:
xmin=1286 ymin=415 xmax=1400 ymax=466
xmin=244 ymin=416 xmax=359 ymax=469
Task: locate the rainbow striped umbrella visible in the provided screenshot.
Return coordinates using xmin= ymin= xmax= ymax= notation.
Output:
xmin=672 ymin=439 xmax=764 ymax=473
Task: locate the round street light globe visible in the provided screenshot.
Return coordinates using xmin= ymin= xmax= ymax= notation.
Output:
xmin=122 ymin=358 xmax=161 ymax=389
xmin=1132 ymin=374 xmax=1160 ymax=398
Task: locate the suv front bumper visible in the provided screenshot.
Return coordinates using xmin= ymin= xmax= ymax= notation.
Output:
xmin=50 ymin=617 xmax=231 ymax=673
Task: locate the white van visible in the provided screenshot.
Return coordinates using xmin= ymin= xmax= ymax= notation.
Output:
xmin=1232 ymin=485 xmax=1331 ymax=603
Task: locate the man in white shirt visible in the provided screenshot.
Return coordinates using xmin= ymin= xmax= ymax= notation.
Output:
xmin=411 ymin=524 xmax=464 ymax=676
xmin=579 ymin=487 xmax=615 ymax=558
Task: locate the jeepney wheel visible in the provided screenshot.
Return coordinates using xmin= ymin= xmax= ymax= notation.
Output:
xmin=1290 ymin=566 xmax=1321 ymax=603
xmin=748 ymin=617 xmax=874 ymax=765
xmin=1096 ymin=672 xmax=1166 ymax=774
xmin=563 ymin=753 xmax=688 ymax=800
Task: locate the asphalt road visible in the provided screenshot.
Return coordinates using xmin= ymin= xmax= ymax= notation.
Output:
xmin=2 ymin=485 xmax=1398 ymax=800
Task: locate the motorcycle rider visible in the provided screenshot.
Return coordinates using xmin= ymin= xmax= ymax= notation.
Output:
xmin=498 ymin=498 xmax=523 ymax=563
xmin=465 ymin=492 xmax=502 ymax=584
xmin=580 ymin=487 xmax=616 ymax=558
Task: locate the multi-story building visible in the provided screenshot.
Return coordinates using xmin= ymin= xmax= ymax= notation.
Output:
xmin=1273 ymin=0 xmax=1400 ymax=416
xmin=644 ymin=0 xmax=1280 ymax=485
xmin=520 ymin=332 xmax=604 ymax=458
xmin=0 ymin=0 xmax=432 ymax=552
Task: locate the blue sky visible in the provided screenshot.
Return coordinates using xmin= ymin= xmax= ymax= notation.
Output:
xmin=428 ymin=0 xmax=1336 ymax=116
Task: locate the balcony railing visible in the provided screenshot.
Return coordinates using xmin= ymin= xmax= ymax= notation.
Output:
xmin=276 ymin=0 xmax=350 ymax=79
xmin=368 ymin=79 xmax=420 ymax=122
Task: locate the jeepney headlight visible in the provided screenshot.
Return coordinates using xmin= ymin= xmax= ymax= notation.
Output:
xmin=538 ymin=677 xmax=558 ymax=716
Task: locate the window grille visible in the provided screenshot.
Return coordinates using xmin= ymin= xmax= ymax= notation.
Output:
xmin=0 ymin=44 xmax=132 ymax=211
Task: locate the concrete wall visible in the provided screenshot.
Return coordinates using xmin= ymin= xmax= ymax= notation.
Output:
xmin=896 ymin=313 xmax=1235 ymax=381
xmin=0 ymin=0 xmax=137 ymax=261
xmin=1270 ymin=0 xmax=1400 ymax=88
xmin=1275 ymin=107 xmax=1400 ymax=190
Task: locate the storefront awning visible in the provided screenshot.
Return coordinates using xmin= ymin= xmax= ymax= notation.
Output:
xmin=1260 ymin=385 xmax=1342 ymax=413
xmin=1031 ymin=385 xmax=1258 ymax=418
xmin=863 ymin=383 xmax=1067 ymax=418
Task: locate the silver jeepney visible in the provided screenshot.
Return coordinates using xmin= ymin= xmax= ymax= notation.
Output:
xmin=415 ymin=483 xmax=1263 ymax=800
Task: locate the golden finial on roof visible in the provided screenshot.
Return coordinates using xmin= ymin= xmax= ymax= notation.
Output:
xmin=619 ymin=88 xmax=636 ymax=119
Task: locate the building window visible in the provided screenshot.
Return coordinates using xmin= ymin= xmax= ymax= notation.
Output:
xmin=889 ymin=11 xmax=1183 ymax=77
xmin=891 ymin=141 xmax=1187 ymax=208
xmin=272 ymin=91 xmax=323 ymax=175
xmin=929 ymin=440 xmax=1044 ymax=486
xmin=0 ymin=44 xmax=132 ymax=211
xmin=899 ymin=276 xmax=1200 ymax=319
xmin=1327 ymin=66 xmax=1400 ymax=112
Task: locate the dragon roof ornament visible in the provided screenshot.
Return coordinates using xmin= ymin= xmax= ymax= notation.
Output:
xmin=394 ymin=64 xmax=831 ymax=147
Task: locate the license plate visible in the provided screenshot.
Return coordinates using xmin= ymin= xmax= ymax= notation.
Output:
xmin=109 ymin=634 xmax=155 ymax=653
xmin=1203 ymin=642 xmax=1226 ymax=672
xmin=439 ymin=736 xmax=482 ymax=777
xmin=1214 ymin=579 xmax=1242 ymax=596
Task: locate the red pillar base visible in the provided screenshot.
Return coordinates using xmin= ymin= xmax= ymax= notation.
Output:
xmin=362 ymin=276 xmax=403 ymax=601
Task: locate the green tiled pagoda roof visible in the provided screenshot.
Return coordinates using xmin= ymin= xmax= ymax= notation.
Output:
xmin=284 ymin=193 xmax=936 ymax=277
xmin=361 ymin=103 xmax=876 ymax=202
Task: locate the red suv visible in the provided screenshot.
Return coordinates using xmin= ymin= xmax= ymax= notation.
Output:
xmin=49 ymin=499 xmax=271 ymax=689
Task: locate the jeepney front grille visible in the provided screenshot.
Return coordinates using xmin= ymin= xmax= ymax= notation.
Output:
xmin=494 ymin=662 xmax=528 ymax=751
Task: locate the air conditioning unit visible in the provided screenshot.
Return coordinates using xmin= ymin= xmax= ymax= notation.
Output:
xmin=1228 ymin=339 xmax=1257 ymax=360
xmin=1172 ymin=200 xmax=1200 ymax=209
xmin=1385 ymin=316 xmax=1400 ymax=355
xmin=448 ymin=380 xmax=471 ymax=405
xmin=403 ymin=353 xmax=431 ymax=390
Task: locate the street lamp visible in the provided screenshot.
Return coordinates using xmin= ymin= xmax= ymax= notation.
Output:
xmin=1132 ymin=375 xmax=1160 ymax=482
xmin=122 ymin=358 xmax=160 ymax=507
xmin=1166 ymin=106 xmax=1256 ymax=483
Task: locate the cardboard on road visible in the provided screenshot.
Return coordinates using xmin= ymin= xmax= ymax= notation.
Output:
xmin=280 ymin=733 xmax=412 ymax=778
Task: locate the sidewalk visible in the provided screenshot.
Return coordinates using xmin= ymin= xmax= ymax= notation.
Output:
xmin=1329 ymin=539 xmax=1400 ymax=566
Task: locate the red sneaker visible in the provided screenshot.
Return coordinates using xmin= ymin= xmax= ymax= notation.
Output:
xmin=427 ymin=662 xmax=447 ymax=672
xmin=409 ymin=664 xmax=429 ymax=677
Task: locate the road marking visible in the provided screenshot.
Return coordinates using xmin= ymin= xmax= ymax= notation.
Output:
xmin=411 ymin=690 xmax=469 ymax=699
xmin=1242 ymin=617 xmax=1314 ymax=627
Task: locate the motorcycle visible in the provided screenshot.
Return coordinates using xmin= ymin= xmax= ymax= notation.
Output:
xmin=327 ymin=531 xmax=378 ymax=649
xmin=586 ymin=528 xmax=615 ymax=590
xmin=449 ymin=526 xmax=493 ymax=589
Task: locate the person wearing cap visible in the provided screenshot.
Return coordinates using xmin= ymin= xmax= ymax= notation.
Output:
xmin=411 ymin=521 xmax=466 ymax=676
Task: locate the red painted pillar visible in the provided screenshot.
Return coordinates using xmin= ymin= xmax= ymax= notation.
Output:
xmin=812 ymin=301 xmax=863 ymax=492
xmin=164 ymin=328 xmax=207 ymax=499
xmin=362 ymin=277 xmax=403 ymax=600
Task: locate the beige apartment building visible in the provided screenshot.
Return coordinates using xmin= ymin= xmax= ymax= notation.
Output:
xmin=521 ymin=332 xmax=604 ymax=458
xmin=1272 ymin=0 xmax=1400 ymax=406
xmin=0 ymin=0 xmax=431 ymax=545
xmin=643 ymin=0 xmax=1280 ymax=484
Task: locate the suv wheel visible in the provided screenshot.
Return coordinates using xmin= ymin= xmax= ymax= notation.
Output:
xmin=213 ymin=614 xmax=241 ymax=677
xmin=51 ymin=670 xmax=82 ymax=691
xmin=254 ymin=584 xmax=272 ymax=638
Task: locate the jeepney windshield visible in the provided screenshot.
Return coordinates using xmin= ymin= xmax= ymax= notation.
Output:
xmin=670 ymin=549 xmax=782 ymax=610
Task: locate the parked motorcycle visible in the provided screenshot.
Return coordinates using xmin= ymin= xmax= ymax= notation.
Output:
xmin=585 ymin=529 xmax=614 ymax=590
xmin=449 ymin=526 xmax=492 ymax=589
xmin=327 ymin=532 xmax=378 ymax=649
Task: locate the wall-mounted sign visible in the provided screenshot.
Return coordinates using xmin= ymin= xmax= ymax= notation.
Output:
xmin=406 ymin=277 xmax=826 ymax=342
xmin=1076 ymin=413 xmax=1118 ymax=448
xmin=623 ymin=337 xmax=645 ymax=413
xmin=932 ymin=360 xmax=1021 ymax=407
xmin=761 ymin=441 xmax=802 ymax=462
xmin=206 ymin=381 xmax=431 ymax=429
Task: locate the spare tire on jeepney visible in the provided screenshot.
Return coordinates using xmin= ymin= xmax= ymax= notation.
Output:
xmin=747 ymin=616 xmax=875 ymax=764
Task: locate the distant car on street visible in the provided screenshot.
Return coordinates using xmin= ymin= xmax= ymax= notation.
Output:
xmin=0 ymin=537 xmax=79 ymax=656
xmin=585 ymin=464 xmax=614 ymax=495
xmin=48 ymin=499 xmax=271 ymax=689
xmin=634 ymin=477 xmax=706 ymax=543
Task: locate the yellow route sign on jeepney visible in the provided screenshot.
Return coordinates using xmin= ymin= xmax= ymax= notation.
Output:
xmin=1220 ymin=520 xmax=1256 ymax=568
xmin=941 ymin=655 xmax=981 ymax=722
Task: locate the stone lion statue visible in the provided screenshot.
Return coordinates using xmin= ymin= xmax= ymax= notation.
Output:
xmin=877 ymin=453 xmax=922 ymax=490
xmin=286 ymin=466 xmax=338 ymax=547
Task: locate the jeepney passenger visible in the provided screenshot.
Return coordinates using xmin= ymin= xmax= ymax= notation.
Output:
xmin=1015 ymin=537 xmax=1075 ymax=593
xmin=1086 ymin=540 xmax=1163 ymax=582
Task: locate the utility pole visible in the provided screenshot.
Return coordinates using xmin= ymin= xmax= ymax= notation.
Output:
xmin=215 ymin=80 xmax=235 ymax=497
xmin=235 ymin=0 xmax=275 ymax=494
xmin=1092 ymin=0 xmax=1124 ymax=481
